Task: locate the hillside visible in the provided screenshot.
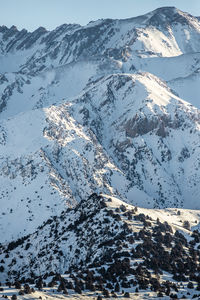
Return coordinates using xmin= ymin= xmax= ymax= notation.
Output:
xmin=1 ymin=194 xmax=200 ymax=299
xmin=0 ymin=6 xmax=200 ymax=298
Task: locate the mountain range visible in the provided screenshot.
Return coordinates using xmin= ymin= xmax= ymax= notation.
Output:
xmin=0 ymin=6 xmax=200 ymax=299
xmin=0 ymin=6 xmax=200 ymax=242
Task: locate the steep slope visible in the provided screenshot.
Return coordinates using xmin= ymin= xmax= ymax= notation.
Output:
xmin=0 ymin=56 xmax=120 ymax=120
xmin=1 ymin=194 xmax=200 ymax=299
xmin=123 ymin=52 xmax=200 ymax=107
xmin=0 ymin=103 xmax=128 ymax=242
xmin=1 ymin=7 xmax=200 ymax=117
xmin=0 ymin=71 xmax=199 ymax=243
xmin=168 ymin=69 xmax=200 ymax=108
xmin=66 ymin=72 xmax=200 ymax=209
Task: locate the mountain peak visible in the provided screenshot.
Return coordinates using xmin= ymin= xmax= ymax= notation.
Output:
xmin=147 ymin=6 xmax=196 ymax=27
xmin=33 ymin=26 xmax=48 ymax=33
xmin=154 ymin=6 xmax=178 ymax=13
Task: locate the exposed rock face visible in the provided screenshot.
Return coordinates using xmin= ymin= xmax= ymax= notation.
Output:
xmin=0 ymin=7 xmax=200 ymax=242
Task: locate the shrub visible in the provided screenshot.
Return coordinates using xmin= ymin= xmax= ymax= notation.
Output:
xmin=183 ymin=220 xmax=190 ymax=230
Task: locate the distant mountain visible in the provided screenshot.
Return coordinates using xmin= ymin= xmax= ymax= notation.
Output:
xmin=0 ymin=6 xmax=200 ymax=243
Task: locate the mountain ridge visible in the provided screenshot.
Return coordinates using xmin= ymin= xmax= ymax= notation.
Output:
xmin=0 ymin=6 xmax=199 ymax=243
xmin=0 ymin=7 xmax=200 ymax=299
xmin=1 ymin=193 xmax=200 ymax=299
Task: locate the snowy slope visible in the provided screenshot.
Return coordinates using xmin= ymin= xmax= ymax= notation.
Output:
xmin=0 ymin=104 xmax=127 ymax=242
xmin=0 ymin=71 xmax=199 ymax=242
xmin=1 ymin=194 xmax=200 ymax=299
xmin=168 ymin=69 xmax=200 ymax=108
xmin=67 ymin=72 xmax=200 ymax=209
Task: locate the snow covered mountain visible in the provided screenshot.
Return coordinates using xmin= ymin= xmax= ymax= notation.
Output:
xmin=0 ymin=6 xmax=200 ymax=243
xmin=1 ymin=194 xmax=200 ymax=299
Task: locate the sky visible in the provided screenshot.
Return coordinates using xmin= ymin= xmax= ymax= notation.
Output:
xmin=1 ymin=0 xmax=200 ymax=32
